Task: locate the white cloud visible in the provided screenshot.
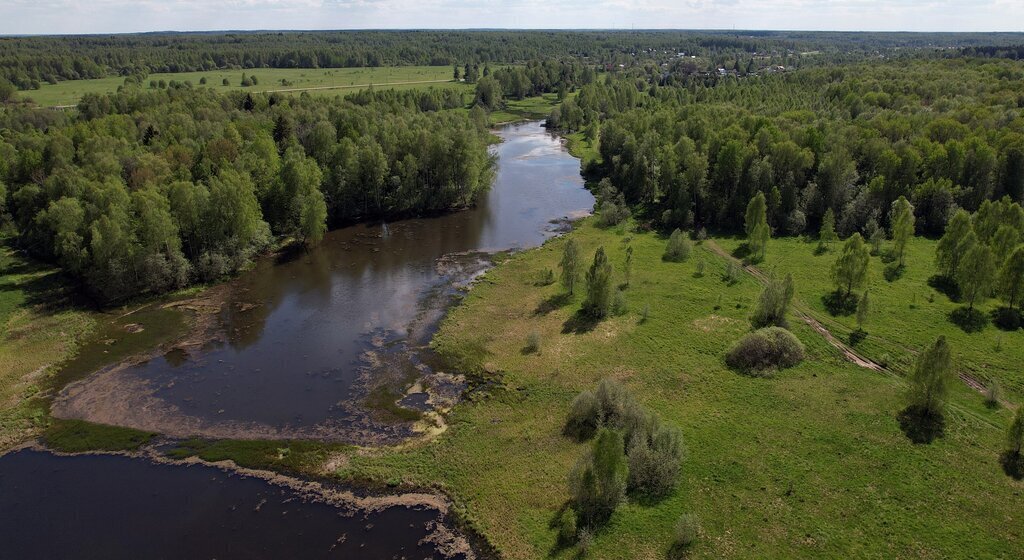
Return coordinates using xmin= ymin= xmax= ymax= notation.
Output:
xmin=0 ymin=0 xmax=1020 ymax=34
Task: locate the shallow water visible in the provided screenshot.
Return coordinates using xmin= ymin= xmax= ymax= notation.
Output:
xmin=0 ymin=449 xmax=460 ymax=559
xmin=55 ymin=121 xmax=593 ymax=442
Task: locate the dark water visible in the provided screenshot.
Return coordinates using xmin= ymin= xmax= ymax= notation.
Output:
xmin=57 ymin=121 xmax=593 ymax=442
xmin=0 ymin=449 xmax=459 ymax=560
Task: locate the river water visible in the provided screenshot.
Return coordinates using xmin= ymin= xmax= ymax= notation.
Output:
xmin=54 ymin=120 xmax=593 ymax=443
xmin=2 ymin=121 xmax=592 ymax=557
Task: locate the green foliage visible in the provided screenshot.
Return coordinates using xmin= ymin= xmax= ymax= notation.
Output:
xmin=999 ymin=246 xmax=1024 ymax=309
xmin=626 ymin=415 xmax=684 ymax=499
xmin=935 ymin=209 xmax=972 ymax=278
xmin=663 ymin=229 xmax=692 ymax=262
xmin=43 ymin=419 xmax=156 ymax=453
xmin=890 ymin=196 xmax=916 ymax=267
xmin=819 ymin=208 xmax=838 ymax=247
xmin=583 ymin=246 xmax=613 ymax=319
xmin=906 ymin=336 xmax=954 ymax=419
xmin=856 ymin=289 xmax=870 ymax=330
xmin=669 ymin=514 xmax=700 ymax=558
xmin=832 ymin=233 xmax=870 ymax=297
xmin=956 ymin=243 xmax=996 ymax=310
xmin=564 ymin=389 xmax=601 ymax=440
xmin=557 ymin=507 xmax=578 ymax=545
xmin=1004 ymin=407 xmax=1024 ymax=479
xmin=751 ymin=273 xmax=794 ymax=329
xmin=568 ymin=428 xmax=628 ymax=527
xmin=525 ymin=330 xmax=542 ymax=354
xmin=724 ymin=326 xmax=805 ymax=375
xmin=2 ymin=87 xmax=494 ymax=301
xmin=560 ymin=238 xmax=581 ymax=295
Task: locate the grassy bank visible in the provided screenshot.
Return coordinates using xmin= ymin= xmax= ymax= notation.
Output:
xmin=0 ymin=241 xmax=194 ymax=450
xmin=489 ymin=93 xmax=561 ymax=125
xmin=340 ymin=220 xmax=1021 ymax=559
xmin=0 ymin=244 xmax=94 ymax=447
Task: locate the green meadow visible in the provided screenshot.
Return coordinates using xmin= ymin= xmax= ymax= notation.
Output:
xmin=22 ymin=66 xmax=469 ymax=107
xmin=340 ymin=220 xmax=1022 ymax=559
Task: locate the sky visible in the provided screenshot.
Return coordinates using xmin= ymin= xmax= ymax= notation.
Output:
xmin=0 ymin=0 xmax=1022 ymax=35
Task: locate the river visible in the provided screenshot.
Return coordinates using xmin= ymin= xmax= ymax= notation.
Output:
xmin=1 ymin=121 xmax=593 ymax=558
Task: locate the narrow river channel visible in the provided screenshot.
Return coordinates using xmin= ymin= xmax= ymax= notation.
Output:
xmin=0 ymin=121 xmax=593 ymax=558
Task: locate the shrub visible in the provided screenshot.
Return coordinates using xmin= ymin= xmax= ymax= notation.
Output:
xmin=612 ymin=289 xmax=627 ymax=316
xmin=640 ymin=304 xmax=650 ymax=323
xmin=525 ymin=330 xmax=541 ymax=354
xmin=597 ymin=200 xmax=630 ymax=227
xmin=582 ymin=247 xmax=613 ymax=319
xmin=568 ymin=428 xmax=628 ymax=527
xmin=556 ymin=507 xmax=577 ymax=545
xmin=723 ymin=261 xmax=741 ymax=285
xmin=822 ymin=289 xmax=859 ymax=316
xmin=984 ymin=379 xmax=1001 ymax=409
xmin=578 ymin=528 xmax=594 ymax=555
xmin=694 ymin=258 xmax=706 ymax=277
xmin=669 ymin=514 xmax=700 ymax=558
xmin=536 ymin=267 xmax=555 ymax=286
xmin=663 ymin=229 xmax=692 ymax=262
xmin=750 ymin=273 xmax=794 ymax=329
xmin=564 ymin=390 xmax=601 ymax=440
xmin=725 ymin=327 xmax=805 ymax=374
xmin=627 ymin=418 xmax=684 ymax=499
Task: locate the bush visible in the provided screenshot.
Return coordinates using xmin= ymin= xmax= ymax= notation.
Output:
xmin=564 ymin=390 xmax=601 ymax=440
xmin=597 ymin=200 xmax=630 ymax=227
xmin=612 ymin=289 xmax=627 ymax=316
xmin=524 ymin=330 xmax=541 ymax=354
xmin=984 ymin=379 xmax=1001 ymax=409
xmin=536 ymin=267 xmax=555 ymax=286
xmin=556 ymin=507 xmax=577 ymax=545
xmin=725 ymin=327 xmax=805 ymax=375
xmin=569 ymin=428 xmax=628 ymax=527
xmin=723 ymin=261 xmax=741 ymax=285
xmin=663 ymin=228 xmax=692 ymax=262
xmin=627 ymin=418 xmax=684 ymax=499
xmin=669 ymin=514 xmax=700 ymax=558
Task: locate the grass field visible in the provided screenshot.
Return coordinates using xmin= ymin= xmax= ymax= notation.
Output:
xmin=23 ymin=66 xmax=470 ymax=107
xmin=338 ymin=220 xmax=1021 ymax=559
xmin=0 ymin=244 xmax=93 ymax=447
xmin=715 ymin=235 xmax=1024 ymax=402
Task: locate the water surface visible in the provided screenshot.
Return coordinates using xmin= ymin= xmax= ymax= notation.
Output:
xmin=0 ymin=449 xmax=464 ymax=559
xmin=55 ymin=121 xmax=593 ymax=443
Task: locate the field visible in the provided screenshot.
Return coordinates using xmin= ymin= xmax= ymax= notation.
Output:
xmin=715 ymin=235 xmax=1024 ymax=401
xmin=0 ymin=244 xmax=93 ymax=447
xmin=22 ymin=66 xmax=470 ymax=107
xmin=339 ymin=220 xmax=1021 ymax=559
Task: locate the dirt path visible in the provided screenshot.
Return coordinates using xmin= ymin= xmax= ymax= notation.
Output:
xmin=703 ymin=240 xmax=1010 ymax=407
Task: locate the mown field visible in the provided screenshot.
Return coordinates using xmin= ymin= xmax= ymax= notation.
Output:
xmin=341 ymin=220 xmax=1021 ymax=559
xmin=22 ymin=66 xmax=470 ymax=107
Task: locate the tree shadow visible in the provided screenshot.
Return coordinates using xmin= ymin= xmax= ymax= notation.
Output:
xmin=0 ymin=256 xmax=93 ymax=314
xmin=546 ymin=502 xmax=575 ymax=557
xmin=999 ymin=451 xmax=1024 ymax=480
xmin=927 ymin=274 xmax=960 ymax=302
xmin=534 ymin=292 xmax=572 ymax=316
xmin=562 ymin=309 xmax=600 ymax=334
xmin=730 ymin=243 xmax=752 ymax=260
xmin=822 ymin=290 xmax=858 ymax=316
xmin=949 ymin=306 xmax=988 ymax=333
xmin=273 ymin=242 xmax=307 ymax=265
xmin=991 ymin=307 xmax=1022 ymax=331
xmin=848 ymin=328 xmax=867 ymax=346
xmin=897 ymin=405 xmax=945 ymax=444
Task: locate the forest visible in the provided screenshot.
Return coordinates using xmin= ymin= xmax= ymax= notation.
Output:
xmin=549 ymin=58 xmax=1024 ymax=237
xmin=4 ymin=30 xmax=1024 ymax=90
xmin=0 ymin=87 xmax=493 ymax=302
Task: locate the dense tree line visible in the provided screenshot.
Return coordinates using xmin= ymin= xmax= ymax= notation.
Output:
xmin=551 ymin=58 xmax=1024 ymax=238
xmin=0 ymin=87 xmax=493 ymax=302
xmin=6 ymin=30 xmax=1024 ymax=91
